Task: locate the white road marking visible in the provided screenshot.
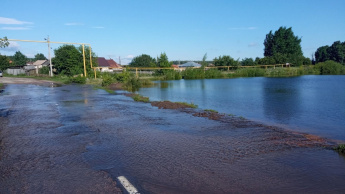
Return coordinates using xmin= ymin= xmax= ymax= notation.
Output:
xmin=117 ymin=176 xmax=139 ymax=194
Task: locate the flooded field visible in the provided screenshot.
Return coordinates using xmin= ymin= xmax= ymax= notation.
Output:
xmin=1 ymin=84 xmax=345 ymax=193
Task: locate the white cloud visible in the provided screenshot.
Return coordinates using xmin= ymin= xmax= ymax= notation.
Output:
xmin=65 ymin=22 xmax=84 ymax=26
xmin=248 ymin=42 xmax=259 ymax=47
xmin=0 ymin=41 xmax=20 ymax=52
xmin=0 ymin=17 xmax=33 ymax=25
xmin=228 ymin=27 xmax=257 ymax=30
xmin=1 ymin=27 xmax=31 ymax=30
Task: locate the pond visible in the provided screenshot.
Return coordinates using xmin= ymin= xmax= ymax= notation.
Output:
xmin=138 ymin=75 xmax=345 ymax=141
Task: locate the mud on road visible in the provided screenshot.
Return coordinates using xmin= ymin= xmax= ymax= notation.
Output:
xmin=1 ymin=83 xmax=345 ymax=194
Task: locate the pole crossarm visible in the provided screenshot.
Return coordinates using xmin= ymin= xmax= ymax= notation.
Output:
xmin=8 ymin=39 xmax=91 ymax=46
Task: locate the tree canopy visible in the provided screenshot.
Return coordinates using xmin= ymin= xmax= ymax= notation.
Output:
xmin=241 ymin=58 xmax=256 ymax=66
xmin=0 ymin=36 xmax=9 ymax=48
xmin=0 ymin=55 xmax=10 ymax=70
xmin=129 ymin=54 xmax=156 ymax=67
xmin=12 ymin=51 xmax=28 ymax=66
xmin=315 ymin=41 xmax=345 ymax=65
xmin=53 ymin=45 xmax=83 ymax=76
xmin=213 ymin=55 xmax=239 ymax=66
xmin=34 ymin=53 xmax=47 ymax=60
xmin=157 ymin=52 xmax=171 ymax=68
xmin=263 ymin=27 xmax=303 ymax=65
xmin=52 ymin=45 xmax=96 ymax=76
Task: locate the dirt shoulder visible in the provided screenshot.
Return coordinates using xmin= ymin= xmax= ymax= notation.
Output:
xmin=0 ymin=77 xmax=59 ymax=85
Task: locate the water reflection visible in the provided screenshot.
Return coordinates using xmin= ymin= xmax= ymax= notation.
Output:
xmin=262 ymin=77 xmax=301 ymax=123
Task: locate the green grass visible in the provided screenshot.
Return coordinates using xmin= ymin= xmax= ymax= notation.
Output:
xmin=204 ymin=109 xmax=218 ymax=113
xmin=334 ymin=144 xmax=345 ymax=154
xmin=132 ymin=94 xmax=150 ymax=103
xmin=0 ymin=83 xmax=4 ymax=89
xmin=93 ymin=86 xmax=115 ymax=94
xmin=176 ymin=102 xmax=198 ymax=108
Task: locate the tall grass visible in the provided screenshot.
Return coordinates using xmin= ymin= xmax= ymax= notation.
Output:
xmin=182 ymin=68 xmax=223 ymax=79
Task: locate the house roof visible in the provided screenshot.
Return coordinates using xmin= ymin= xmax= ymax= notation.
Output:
xmin=98 ymin=57 xmax=122 ymax=68
xmin=97 ymin=57 xmax=109 ymax=67
xmin=179 ymin=61 xmax=202 ymax=67
xmin=107 ymin=59 xmax=122 ymax=68
xmin=33 ymin=60 xmax=49 ymax=66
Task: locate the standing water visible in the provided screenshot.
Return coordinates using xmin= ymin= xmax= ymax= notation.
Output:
xmin=138 ymin=75 xmax=345 ymax=141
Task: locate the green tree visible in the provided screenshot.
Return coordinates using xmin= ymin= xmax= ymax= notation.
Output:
xmin=315 ymin=41 xmax=345 ymax=65
xmin=213 ymin=55 xmax=239 ymax=67
xmin=0 ymin=36 xmax=9 ymax=48
xmin=12 ymin=51 xmax=28 ymax=66
xmin=0 ymin=55 xmax=10 ymax=70
xmin=315 ymin=46 xmax=330 ymax=63
xmin=241 ymin=58 xmax=255 ymax=66
xmin=129 ymin=54 xmax=156 ymax=67
xmin=264 ymin=27 xmax=303 ymax=65
xmin=52 ymin=45 xmax=83 ymax=76
xmin=34 ymin=53 xmax=47 ymax=60
xmin=157 ymin=52 xmax=171 ymax=68
xmin=328 ymin=41 xmax=345 ymax=65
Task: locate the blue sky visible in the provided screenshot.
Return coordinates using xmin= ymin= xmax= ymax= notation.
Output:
xmin=1 ymin=0 xmax=344 ymax=64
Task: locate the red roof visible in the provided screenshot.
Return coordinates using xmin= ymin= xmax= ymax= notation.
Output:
xmin=97 ymin=57 xmax=122 ymax=68
xmin=97 ymin=57 xmax=109 ymax=67
xmin=107 ymin=59 xmax=122 ymax=68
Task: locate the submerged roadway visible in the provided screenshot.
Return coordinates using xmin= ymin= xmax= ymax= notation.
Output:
xmin=1 ymin=79 xmax=345 ymax=193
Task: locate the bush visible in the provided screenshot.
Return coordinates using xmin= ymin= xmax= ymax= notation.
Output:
xmin=101 ymin=73 xmax=114 ymax=86
xmin=334 ymin=144 xmax=345 ymax=154
xmin=234 ymin=68 xmax=265 ymax=77
xmin=66 ymin=75 xmax=86 ymax=84
xmin=182 ymin=68 xmax=205 ymax=79
xmin=315 ymin=60 xmax=345 ymax=75
xmin=205 ymin=68 xmax=223 ymax=78
xmin=123 ymin=74 xmax=141 ymax=92
xmin=39 ymin=66 xmax=50 ymax=74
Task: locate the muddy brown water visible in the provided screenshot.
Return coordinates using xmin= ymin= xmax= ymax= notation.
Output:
xmin=1 ymin=84 xmax=345 ymax=193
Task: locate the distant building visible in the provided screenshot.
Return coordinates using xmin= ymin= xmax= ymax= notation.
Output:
xmin=97 ymin=57 xmax=123 ymax=72
xmin=179 ymin=61 xmax=202 ymax=68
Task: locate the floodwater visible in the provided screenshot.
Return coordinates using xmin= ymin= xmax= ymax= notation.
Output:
xmin=1 ymin=84 xmax=345 ymax=193
xmin=138 ymin=75 xmax=345 ymax=141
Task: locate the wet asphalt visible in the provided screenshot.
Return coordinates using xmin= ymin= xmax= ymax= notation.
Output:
xmin=1 ymin=84 xmax=345 ymax=194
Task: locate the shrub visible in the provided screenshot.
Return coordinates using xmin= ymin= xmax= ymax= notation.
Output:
xmin=123 ymin=74 xmax=141 ymax=92
xmin=39 ymin=66 xmax=50 ymax=74
xmin=66 ymin=75 xmax=86 ymax=84
xmin=315 ymin=60 xmax=345 ymax=75
xmin=334 ymin=144 xmax=345 ymax=154
xmin=101 ymin=73 xmax=114 ymax=86
xmin=234 ymin=68 xmax=265 ymax=77
xmin=205 ymin=68 xmax=223 ymax=78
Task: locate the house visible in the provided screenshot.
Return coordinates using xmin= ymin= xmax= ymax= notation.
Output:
xmin=179 ymin=61 xmax=202 ymax=68
xmin=32 ymin=60 xmax=50 ymax=69
xmin=107 ymin=59 xmax=122 ymax=69
xmin=97 ymin=57 xmax=122 ymax=72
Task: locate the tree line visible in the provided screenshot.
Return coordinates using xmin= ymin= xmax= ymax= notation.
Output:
xmin=1 ymin=26 xmax=344 ymax=75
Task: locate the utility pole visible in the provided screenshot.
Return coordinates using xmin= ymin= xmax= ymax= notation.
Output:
xmin=47 ymin=36 xmax=53 ymax=77
xmin=119 ymin=56 xmax=121 ymax=65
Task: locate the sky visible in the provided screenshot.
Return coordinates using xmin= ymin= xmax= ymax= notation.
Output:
xmin=1 ymin=0 xmax=344 ymax=65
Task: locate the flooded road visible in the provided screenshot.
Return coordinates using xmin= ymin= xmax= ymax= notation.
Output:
xmin=1 ymin=84 xmax=345 ymax=193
